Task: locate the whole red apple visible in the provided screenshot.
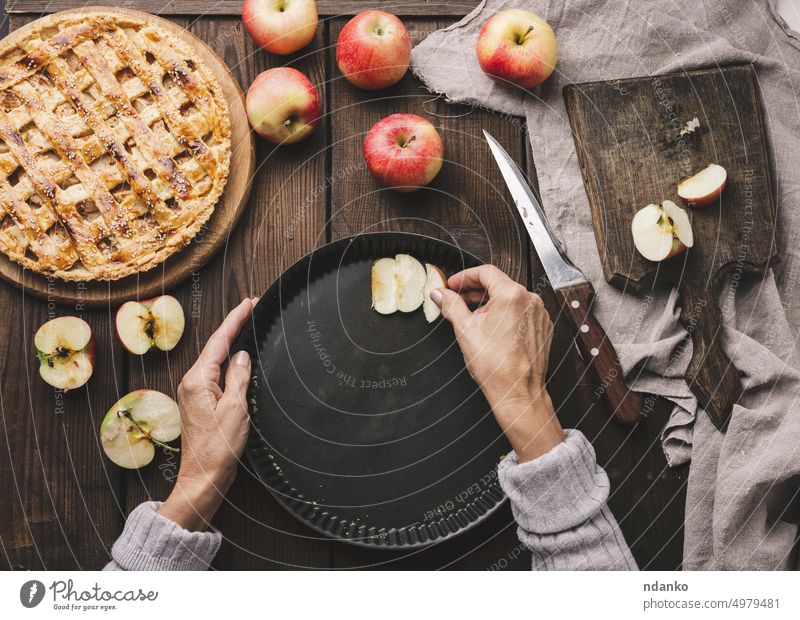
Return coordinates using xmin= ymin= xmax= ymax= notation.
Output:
xmin=246 ymin=67 xmax=322 ymax=144
xmin=242 ymin=0 xmax=318 ymax=55
xmin=336 ymin=10 xmax=411 ymax=90
xmin=363 ymin=114 xmax=444 ymax=192
xmin=476 ymin=9 xmax=558 ymax=89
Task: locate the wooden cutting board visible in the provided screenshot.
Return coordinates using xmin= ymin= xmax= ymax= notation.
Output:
xmin=0 ymin=7 xmax=255 ymax=307
xmin=564 ymin=65 xmax=778 ymax=430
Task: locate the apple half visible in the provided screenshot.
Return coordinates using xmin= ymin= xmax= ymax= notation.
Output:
xmin=116 ymin=295 xmax=185 ymax=355
xmin=423 ymin=263 xmax=447 ymax=323
xmin=100 ymin=390 xmax=181 ymax=469
xmin=677 ymin=164 xmax=727 ymax=208
xmin=631 ymin=200 xmax=694 ymax=262
xmin=34 ymin=316 xmax=95 ymax=390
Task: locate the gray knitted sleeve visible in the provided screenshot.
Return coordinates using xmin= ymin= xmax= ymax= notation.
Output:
xmin=104 ymin=501 xmax=221 ymax=571
xmin=498 ymin=429 xmax=638 ymax=570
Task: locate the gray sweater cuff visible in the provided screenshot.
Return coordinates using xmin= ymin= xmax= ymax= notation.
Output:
xmin=498 ymin=429 xmax=636 ymax=570
xmin=109 ymin=501 xmax=222 ymax=571
xmin=498 ymin=429 xmax=611 ymax=534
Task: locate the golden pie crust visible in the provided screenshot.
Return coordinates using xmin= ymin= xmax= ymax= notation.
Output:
xmin=0 ymin=11 xmax=231 ymax=281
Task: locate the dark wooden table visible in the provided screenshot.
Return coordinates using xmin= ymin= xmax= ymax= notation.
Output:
xmin=0 ymin=0 xmax=687 ymax=570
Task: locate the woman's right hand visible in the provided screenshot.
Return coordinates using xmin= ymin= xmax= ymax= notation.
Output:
xmin=429 ymin=265 xmax=564 ymax=462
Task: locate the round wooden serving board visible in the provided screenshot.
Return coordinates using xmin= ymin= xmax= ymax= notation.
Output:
xmin=0 ymin=7 xmax=256 ymax=307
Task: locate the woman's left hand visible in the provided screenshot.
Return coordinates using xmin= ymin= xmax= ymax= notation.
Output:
xmin=158 ymin=297 xmax=257 ymax=531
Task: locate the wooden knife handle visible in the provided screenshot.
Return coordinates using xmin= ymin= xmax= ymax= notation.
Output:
xmin=554 ymin=281 xmax=643 ymax=425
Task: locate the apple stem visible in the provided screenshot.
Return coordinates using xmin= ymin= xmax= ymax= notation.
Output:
xmin=150 ymin=438 xmax=181 ymax=453
xmin=518 ymin=25 xmax=535 ymax=44
xmin=401 ymin=135 xmax=416 ymax=148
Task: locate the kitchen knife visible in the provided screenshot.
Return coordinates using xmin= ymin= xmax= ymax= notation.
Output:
xmin=483 ymin=130 xmax=642 ymax=425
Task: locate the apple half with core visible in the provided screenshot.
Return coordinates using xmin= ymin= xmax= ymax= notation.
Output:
xmin=631 ymin=200 xmax=694 ymax=262
xmin=100 ymin=390 xmax=181 ymax=469
xmin=677 ymin=164 xmax=727 ymax=208
xmin=242 ymin=0 xmax=318 ymax=55
xmin=476 ymin=9 xmax=558 ymax=89
xmin=363 ymin=114 xmax=444 ymax=192
xmin=423 ymin=263 xmax=447 ymax=323
xmin=246 ymin=67 xmax=322 ymax=144
xmin=116 ymin=295 xmax=185 ymax=355
xmin=336 ymin=10 xmax=411 ymax=90
xmin=35 ymin=316 xmax=95 ymax=390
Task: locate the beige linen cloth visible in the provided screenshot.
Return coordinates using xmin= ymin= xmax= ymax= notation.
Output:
xmin=411 ymin=0 xmax=800 ymax=569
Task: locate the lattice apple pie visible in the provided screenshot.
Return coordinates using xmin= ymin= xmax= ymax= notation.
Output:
xmin=0 ymin=11 xmax=231 ymax=281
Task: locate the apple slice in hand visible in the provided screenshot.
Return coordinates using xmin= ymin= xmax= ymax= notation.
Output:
xmin=677 ymin=164 xmax=727 ymax=208
xmin=423 ymin=264 xmax=447 ymax=322
xmin=631 ymin=200 xmax=694 ymax=262
xmin=116 ymin=295 xmax=185 ymax=355
xmin=100 ymin=390 xmax=181 ymax=469
xmin=35 ymin=316 xmax=95 ymax=390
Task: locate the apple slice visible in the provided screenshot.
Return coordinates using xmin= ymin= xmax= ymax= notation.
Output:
xmin=116 ymin=295 xmax=185 ymax=355
xmin=423 ymin=264 xmax=447 ymax=322
xmin=677 ymin=164 xmax=727 ymax=208
xmin=372 ymin=257 xmax=398 ymax=314
xmin=631 ymin=200 xmax=694 ymax=262
xmin=34 ymin=316 xmax=95 ymax=390
xmin=394 ymin=254 xmax=427 ymax=312
xmin=100 ymin=390 xmax=181 ymax=469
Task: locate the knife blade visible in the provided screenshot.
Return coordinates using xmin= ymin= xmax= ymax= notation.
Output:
xmin=483 ymin=130 xmax=642 ymax=425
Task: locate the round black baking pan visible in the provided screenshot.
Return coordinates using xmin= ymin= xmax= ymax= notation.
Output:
xmin=234 ymin=232 xmax=510 ymax=549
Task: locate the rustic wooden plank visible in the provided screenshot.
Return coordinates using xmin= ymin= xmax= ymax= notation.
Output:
xmin=327 ymin=17 xmax=528 ymax=569
xmin=123 ymin=15 xmax=332 ymax=570
xmin=0 ymin=12 xmax=125 ymax=573
xmin=328 ymin=23 xmax=528 ymax=279
xmin=0 ymin=296 xmax=126 ymax=569
xmin=7 ymin=0 xmax=474 ymax=16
